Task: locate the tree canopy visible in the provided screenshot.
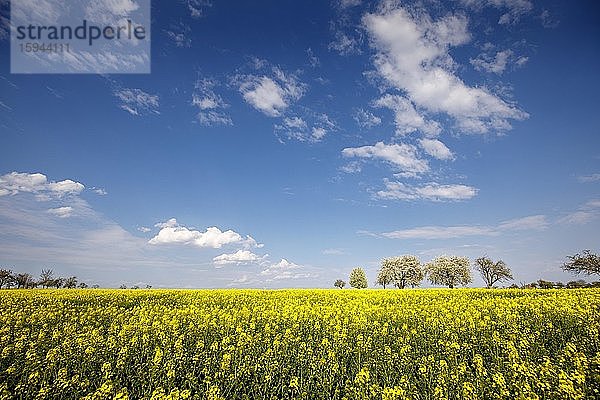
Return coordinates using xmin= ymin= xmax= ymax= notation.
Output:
xmin=473 ymin=256 xmax=513 ymax=288
xmin=349 ymin=267 xmax=368 ymax=289
xmin=378 ymin=255 xmax=424 ymax=289
xmin=426 ymin=256 xmax=472 ymax=289
xmin=563 ymin=250 xmax=600 ymax=276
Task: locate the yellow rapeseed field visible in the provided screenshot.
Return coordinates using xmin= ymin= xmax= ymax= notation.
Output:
xmin=0 ymin=289 xmax=599 ymax=399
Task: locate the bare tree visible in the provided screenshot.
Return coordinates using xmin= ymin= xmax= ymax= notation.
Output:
xmin=334 ymin=279 xmax=346 ymax=289
xmin=474 ymin=256 xmax=513 ymax=288
xmin=15 ymin=273 xmax=36 ymax=289
xmin=39 ymin=269 xmax=54 ymax=289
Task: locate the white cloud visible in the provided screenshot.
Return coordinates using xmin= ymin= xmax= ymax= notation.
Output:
xmin=283 ymin=116 xmax=307 ymax=130
xmin=137 ymin=226 xmax=151 ymax=233
xmin=312 ymin=127 xmax=327 ymax=141
xmin=342 ymin=142 xmax=429 ymax=176
xmin=340 ymin=161 xmax=363 ymax=174
xmin=375 ymin=214 xmax=547 ymax=240
xmin=148 ymin=219 xmax=262 ymax=249
xmin=91 ymin=187 xmax=107 ymax=195
xmin=0 ymin=172 xmax=84 ymax=199
xmin=418 ymin=138 xmax=454 ymax=160
xmin=539 ymin=10 xmax=559 ymax=29
xmin=471 ymin=49 xmax=512 ymax=74
xmin=558 ymin=200 xmax=600 ymax=225
xmin=497 ymin=215 xmax=548 ymax=230
xmin=323 ymin=248 xmax=346 ymax=255
xmin=192 ymin=78 xmax=232 ymax=126
xmin=237 ymin=68 xmax=306 ymax=117
xmin=471 ymin=49 xmax=527 ymax=74
xmin=260 ymin=258 xmax=316 ymax=280
xmin=380 ymin=225 xmax=492 ymax=239
xmin=307 ymin=48 xmax=320 ymax=67
xmin=329 ymin=30 xmax=361 ymax=55
xmin=376 ymin=180 xmax=477 ymax=201
xmin=274 ymin=113 xmax=334 ymax=143
xmin=187 ymin=0 xmax=211 ymax=18
xmin=114 ymin=88 xmax=159 ymax=116
xmin=354 ymin=108 xmax=382 ymax=129
xmin=48 ymin=180 xmax=85 ymax=197
xmin=578 ymin=174 xmax=600 ymax=183
xmin=213 ymin=250 xmax=264 ymax=266
xmin=165 ymin=23 xmax=191 ymax=48
xmin=373 ymin=94 xmax=441 ymax=136
xmin=336 ymin=0 xmax=361 ymax=9
xmin=47 ymin=206 xmax=73 ymax=218
xmin=363 ymin=6 xmax=527 ymax=134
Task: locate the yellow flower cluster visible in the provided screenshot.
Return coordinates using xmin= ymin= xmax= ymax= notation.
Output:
xmin=0 ymin=288 xmax=599 ymax=399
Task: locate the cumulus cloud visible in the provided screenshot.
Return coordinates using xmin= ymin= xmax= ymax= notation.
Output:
xmin=260 ymin=258 xmax=316 ymax=280
xmin=0 ymin=172 xmax=84 ymax=199
xmin=418 ymin=138 xmax=454 ymax=160
xmin=148 ymin=218 xmax=262 ymax=249
xmin=373 ymin=214 xmax=547 ymax=240
xmin=236 ymin=68 xmax=306 ymax=117
xmin=114 ymin=88 xmax=159 ymax=116
xmin=376 ymin=180 xmax=477 ymax=201
xmin=363 ymin=6 xmax=527 ymax=134
xmin=342 ymin=142 xmax=429 ymax=176
xmin=373 ymin=94 xmax=441 ymax=136
xmin=213 ymin=250 xmax=264 ymax=266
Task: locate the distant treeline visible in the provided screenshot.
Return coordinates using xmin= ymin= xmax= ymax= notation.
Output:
xmin=0 ymin=268 xmax=153 ymax=290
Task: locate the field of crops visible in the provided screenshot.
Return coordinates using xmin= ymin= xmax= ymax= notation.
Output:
xmin=1 ymin=289 xmax=599 ymax=400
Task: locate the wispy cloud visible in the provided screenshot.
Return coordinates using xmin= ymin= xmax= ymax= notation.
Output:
xmin=192 ymin=78 xmax=232 ymax=126
xmin=558 ymin=200 xmax=600 ymax=225
xmin=376 ymin=180 xmax=477 ymax=201
xmin=369 ymin=214 xmax=548 ymax=240
xmin=577 ymin=174 xmax=600 ymax=183
xmin=114 ymin=88 xmax=159 ymax=116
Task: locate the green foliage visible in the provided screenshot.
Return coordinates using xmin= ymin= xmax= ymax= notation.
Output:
xmin=378 ymin=255 xmax=424 ymax=289
xmin=563 ymin=250 xmax=600 ymax=275
xmin=349 ymin=267 xmax=368 ymax=289
xmin=0 ymin=268 xmax=15 ymax=289
xmin=426 ymin=255 xmax=472 ymax=288
xmin=334 ymin=279 xmax=346 ymax=289
xmin=473 ymin=256 xmax=513 ymax=288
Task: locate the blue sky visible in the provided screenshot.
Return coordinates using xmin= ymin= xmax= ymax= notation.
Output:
xmin=0 ymin=0 xmax=599 ymax=288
